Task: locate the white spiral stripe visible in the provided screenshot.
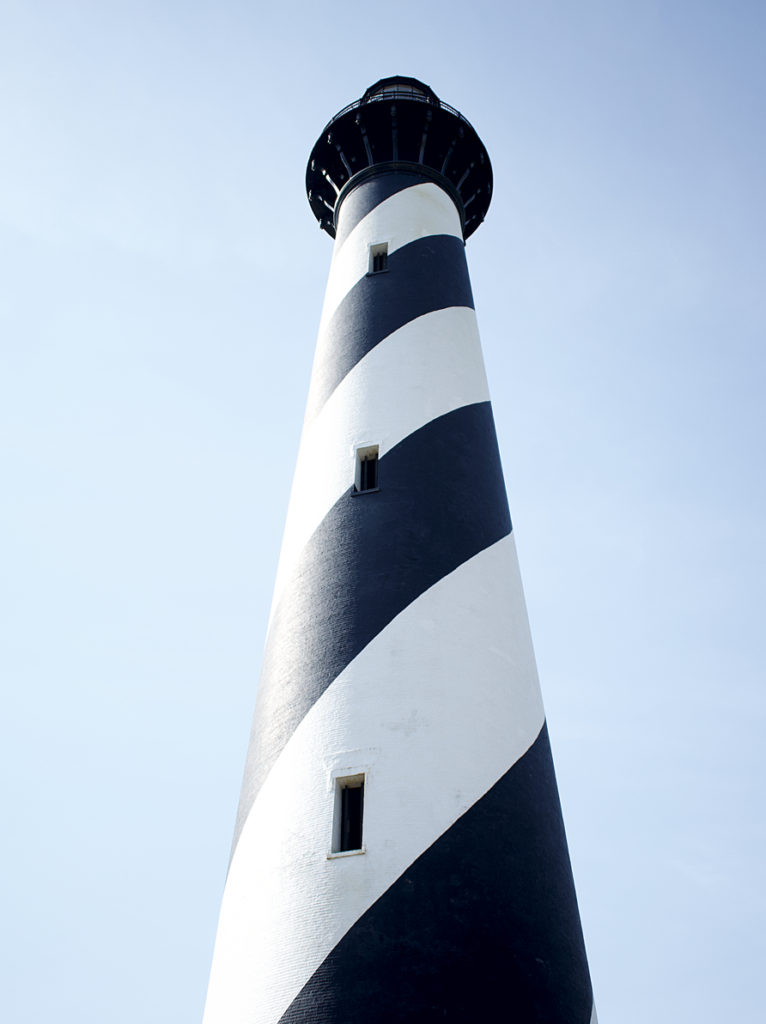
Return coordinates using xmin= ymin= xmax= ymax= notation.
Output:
xmin=267 ymin=305 xmax=489 ymax=628
xmin=203 ymin=534 xmax=544 ymax=1024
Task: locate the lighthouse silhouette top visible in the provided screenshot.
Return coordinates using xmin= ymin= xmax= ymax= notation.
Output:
xmin=203 ymin=77 xmax=597 ymax=1024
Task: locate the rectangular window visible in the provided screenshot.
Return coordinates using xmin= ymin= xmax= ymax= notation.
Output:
xmin=369 ymin=242 xmax=389 ymax=274
xmin=354 ymin=445 xmax=379 ymax=493
xmin=332 ymin=774 xmax=365 ymax=853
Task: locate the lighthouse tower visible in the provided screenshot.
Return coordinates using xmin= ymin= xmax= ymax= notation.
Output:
xmin=203 ymin=77 xmax=596 ymax=1024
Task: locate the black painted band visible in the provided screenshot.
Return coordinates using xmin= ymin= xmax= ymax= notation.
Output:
xmin=280 ymin=724 xmax=594 ymax=1024
xmin=308 ymin=233 xmax=474 ymax=418
xmin=232 ymin=401 xmax=511 ymax=854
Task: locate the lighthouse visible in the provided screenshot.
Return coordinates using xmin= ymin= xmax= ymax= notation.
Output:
xmin=203 ymin=77 xmax=596 ymax=1024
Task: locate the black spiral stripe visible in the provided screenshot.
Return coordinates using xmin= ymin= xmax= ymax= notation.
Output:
xmin=232 ymin=400 xmax=511 ymax=854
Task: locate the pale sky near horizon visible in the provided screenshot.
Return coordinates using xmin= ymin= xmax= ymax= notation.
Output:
xmin=2 ymin=2 xmax=765 ymax=1021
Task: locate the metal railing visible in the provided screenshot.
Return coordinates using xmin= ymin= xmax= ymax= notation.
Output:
xmin=320 ymin=89 xmax=468 ymax=136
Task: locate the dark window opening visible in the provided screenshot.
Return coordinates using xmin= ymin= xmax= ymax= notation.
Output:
xmin=359 ymin=453 xmax=378 ymax=491
xmin=354 ymin=445 xmax=379 ymax=493
xmin=369 ymin=242 xmax=389 ymax=274
xmin=339 ymin=780 xmax=364 ymax=852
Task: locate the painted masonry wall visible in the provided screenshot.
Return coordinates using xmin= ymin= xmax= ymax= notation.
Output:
xmin=203 ymin=176 xmax=596 ymax=1024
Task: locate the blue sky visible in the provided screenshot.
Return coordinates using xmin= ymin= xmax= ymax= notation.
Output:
xmin=2 ymin=1 xmax=765 ymax=1020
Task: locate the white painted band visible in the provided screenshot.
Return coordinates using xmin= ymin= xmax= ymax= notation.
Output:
xmin=203 ymin=534 xmax=545 ymax=1024
xmin=267 ymin=305 xmax=489 ymax=628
